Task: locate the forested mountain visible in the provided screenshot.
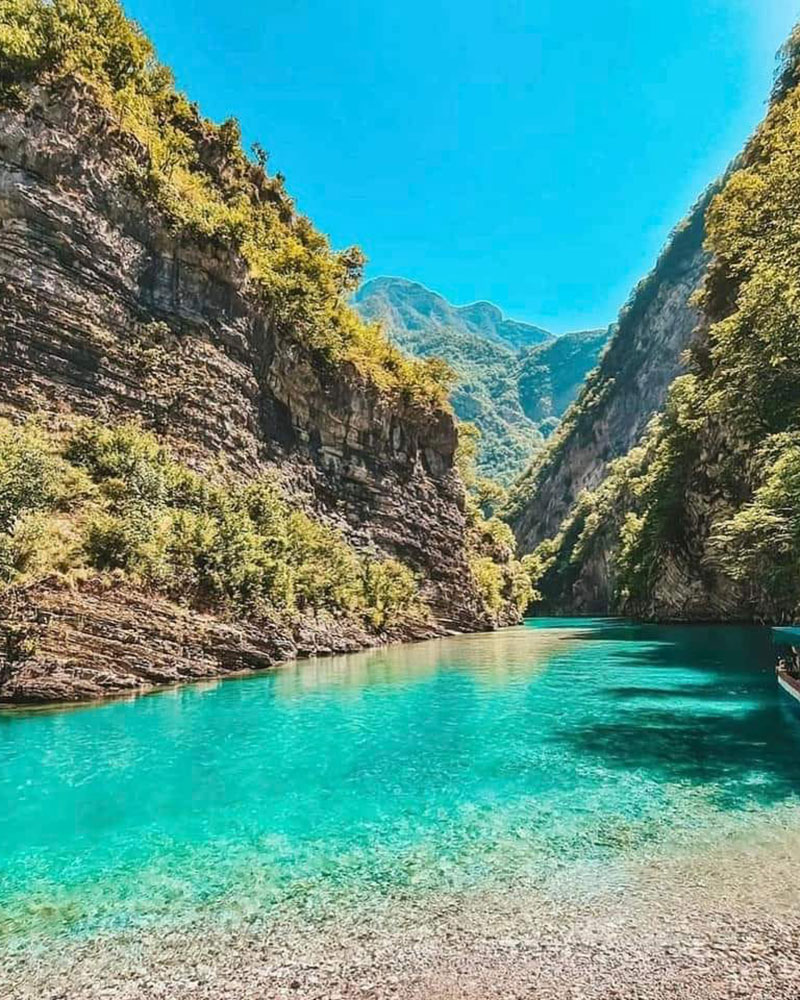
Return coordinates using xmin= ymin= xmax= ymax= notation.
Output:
xmin=518 ymin=29 xmax=800 ymax=623
xmin=0 ymin=0 xmax=532 ymax=704
xmin=355 ymin=276 xmax=552 ymax=352
xmin=355 ymin=277 xmax=610 ymax=482
xmin=516 ymin=328 xmax=614 ymax=426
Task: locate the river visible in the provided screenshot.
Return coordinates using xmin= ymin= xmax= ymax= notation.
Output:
xmin=3 ymin=619 xmax=800 ymax=996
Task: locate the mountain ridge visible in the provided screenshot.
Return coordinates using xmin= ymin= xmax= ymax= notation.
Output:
xmin=355 ymin=276 xmax=610 ymax=482
xmin=356 ymin=276 xmax=553 ymax=352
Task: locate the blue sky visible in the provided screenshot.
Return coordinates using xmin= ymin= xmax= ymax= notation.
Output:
xmin=124 ymin=0 xmax=799 ymax=333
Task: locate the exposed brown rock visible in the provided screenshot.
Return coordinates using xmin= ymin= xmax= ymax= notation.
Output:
xmin=0 ymin=79 xmax=493 ymax=702
xmin=0 ymin=577 xmax=444 ymax=704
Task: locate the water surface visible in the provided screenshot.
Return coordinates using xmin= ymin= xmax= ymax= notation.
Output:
xmin=2 ymin=619 xmax=799 ymax=946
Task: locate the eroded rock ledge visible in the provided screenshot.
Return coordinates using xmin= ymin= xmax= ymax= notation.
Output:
xmin=0 ymin=579 xmax=444 ymax=705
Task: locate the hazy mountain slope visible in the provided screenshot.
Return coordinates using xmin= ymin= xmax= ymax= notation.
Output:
xmin=355 ymin=277 xmax=610 ymax=482
xmin=356 ymin=276 xmax=552 ymax=352
xmin=517 ymin=328 xmax=614 ymax=424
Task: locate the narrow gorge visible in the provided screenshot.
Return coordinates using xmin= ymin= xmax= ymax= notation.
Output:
xmin=5 ymin=7 xmax=800 ymax=1000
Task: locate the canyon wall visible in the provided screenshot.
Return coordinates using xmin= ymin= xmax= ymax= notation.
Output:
xmin=509 ymin=192 xmax=712 ymax=554
xmin=0 ymin=80 xmax=483 ymax=625
xmin=518 ymin=30 xmax=800 ymax=624
xmin=0 ymin=80 xmax=499 ymax=701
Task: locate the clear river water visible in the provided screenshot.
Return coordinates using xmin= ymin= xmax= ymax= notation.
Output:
xmin=3 ymin=618 xmax=800 ymax=952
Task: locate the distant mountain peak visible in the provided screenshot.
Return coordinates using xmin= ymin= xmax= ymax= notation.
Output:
xmin=355 ymin=276 xmax=611 ymax=482
xmin=456 ymin=300 xmax=503 ymax=323
xmin=356 ymin=276 xmax=552 ymax=351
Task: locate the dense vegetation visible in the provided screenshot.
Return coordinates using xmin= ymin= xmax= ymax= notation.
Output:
xmin=454 ymin=424 xmax=535 ymax=618
xmin=0 ymin=415 xmax=534 ymax=628
xmin=356 ymin=277 xmax=609 ymax=482
xmin=516 ymin=328 xmax=612 ymax=427
xmin=526 ymin=28 xmax=800 ymax=621
xmin=0 ymin=420 xmax=426 ymax=629
xmin=0 ymin=0 xmax=453 ymax=408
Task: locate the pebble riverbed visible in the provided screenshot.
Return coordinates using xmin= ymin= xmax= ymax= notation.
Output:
xmin=5 ymin=828 xmax=800 ymax=1000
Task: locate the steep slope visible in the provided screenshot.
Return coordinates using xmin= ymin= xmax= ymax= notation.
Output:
xmin=0 ymin=2 xmax=531 ymax=702
xmin=517 ymin=327 xmax=613 ymax=425
xmin=355 ymin=277 xmax=610 ymax=482
xmin=525 ymin=29 xmax=800 ymax=622
xmin=508 ymin=188 xmax=713 ymax=550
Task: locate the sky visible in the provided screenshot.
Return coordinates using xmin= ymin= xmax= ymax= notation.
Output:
xmin=123 ymin=0 xmax=800 ymax=333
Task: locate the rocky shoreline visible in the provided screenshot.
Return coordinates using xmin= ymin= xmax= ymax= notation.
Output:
xmin=0 ymin=577 xmax=454 ymax=706
xmin=5 ymin=830 xmax=800 ymax=1000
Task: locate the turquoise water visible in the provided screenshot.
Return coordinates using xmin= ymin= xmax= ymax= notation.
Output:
xmin=2 ymin=619 xmax=800 ymax=945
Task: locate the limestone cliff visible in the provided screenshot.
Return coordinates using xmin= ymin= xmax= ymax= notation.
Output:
xmin=520 ymin=28 xmax=800 ymax=623
xmin=508 ymin=191 xmax=713 ymax=553
xmin=0 ymin=78 xmax=509 ymax=702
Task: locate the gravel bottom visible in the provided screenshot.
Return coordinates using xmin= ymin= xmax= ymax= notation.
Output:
xmin=4 ymin=835 xmax=800 ymax=999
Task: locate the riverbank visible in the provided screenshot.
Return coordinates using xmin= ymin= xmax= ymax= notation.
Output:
xmin=5 ymin=827 xmax=800 ymax=999
xmin=0 ymin=578 xmax=453 ymax=705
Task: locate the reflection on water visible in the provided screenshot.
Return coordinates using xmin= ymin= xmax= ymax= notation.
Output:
xmin=1 ymin=618 xmax=799 ymax=945
xmin=273 ymin=625 xmax=571 ymax=697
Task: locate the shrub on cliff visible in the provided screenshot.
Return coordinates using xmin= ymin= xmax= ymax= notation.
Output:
xmin=525 ymin=29 xmax=800 ymax=619
xmin=361 ymin=559 xmax=420 ymax=628
xmin=455 ymin=424 xmax=534 ymax=621
xmin=0 ymin=420 xmax=428 ymax=630
xmin=0 ymin=422 xmax=64 ymax=583
xmin=0 ymin=0 xmax=452 ymax=409
xmin=69 ymin=424 xmax=426 ymax=626
xmin=0 ymin=422 xmax=59 ymax=534
xmin=709 ymin=437 xmax=800 ymax=617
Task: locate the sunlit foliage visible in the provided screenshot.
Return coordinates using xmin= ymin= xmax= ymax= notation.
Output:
xmin=455 ymin=424 xmax=533 ymax=620
xmin=0 ymin=0 xmax=452 ymax=408
xmin=0 ymin=420 xmax=425 ymax=628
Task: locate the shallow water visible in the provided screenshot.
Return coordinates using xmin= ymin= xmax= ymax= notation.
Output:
xmin=2 ymin=619 xmax=800 ymax=946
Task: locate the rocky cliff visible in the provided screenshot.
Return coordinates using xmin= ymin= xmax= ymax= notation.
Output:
xmin=0 ymin=75 xmax=515 ymax=702
xmin=508 ymin=188 xmax=713 ymax=551
xmin=521 ymin=28 xmax=800 ymax=623
xmin=2 ymin=79 xmax=472 ymax=599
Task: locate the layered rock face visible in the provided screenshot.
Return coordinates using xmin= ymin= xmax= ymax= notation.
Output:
xmin=0 ymin=81 xmax=488 ymax=701
xmin=0 ymin=80 xmax=481 ymax=611
xmin=0 ymin=579 xmax=440 ymax=704
xmin=509 ymin=193 xmax=712 ymax=553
